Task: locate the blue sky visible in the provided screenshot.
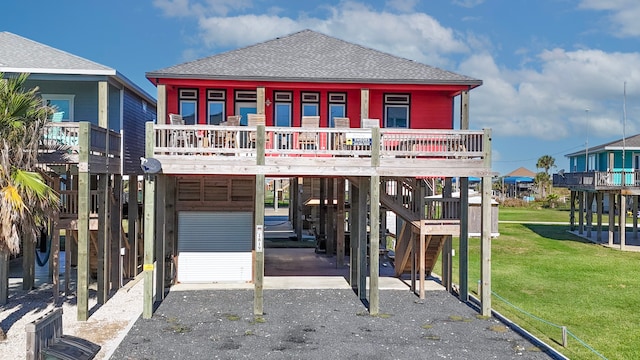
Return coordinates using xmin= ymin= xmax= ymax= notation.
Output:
xmin=3 ymin=0 xmax=640 ymax=175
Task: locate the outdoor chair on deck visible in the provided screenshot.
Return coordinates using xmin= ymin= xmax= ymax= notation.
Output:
xmin=169 ymin=113 xmax=189 ymax=148
xmin=298 ymin=116 xmax=320 ymax=149
xmin=43 ymin=111 xmax=65 ymax=145
xmin=247 ymin=114 xmax=266 ymax=148
xmin=222 ymin=115 xmax=241 ymax=148
xmin=333 ymin=117 xmax=350 ymax=150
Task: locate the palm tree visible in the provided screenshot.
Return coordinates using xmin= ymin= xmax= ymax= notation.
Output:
xmin=536 ymin=155 xmax=556 ymax=176
xmin=0 ymin=73 xmax=59 ymax=315
xmin=536 ymin=155 xmax=556 ymax=198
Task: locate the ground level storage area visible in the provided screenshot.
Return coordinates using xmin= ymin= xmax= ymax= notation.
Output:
xmin=177 ymin=211 xmax=253 ymax=283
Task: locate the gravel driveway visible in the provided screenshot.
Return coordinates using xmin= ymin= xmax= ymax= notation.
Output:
xmin=112 ymin=289 xmax=554 ymax=360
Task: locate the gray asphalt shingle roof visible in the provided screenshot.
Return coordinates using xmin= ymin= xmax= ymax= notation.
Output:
xmin=0 ymin=31 xmax=114 ymax=74
xmin=566 ymin=133 xmax=640 ymax=157
xmin=146 ymin=29 xmax=482 ymax=86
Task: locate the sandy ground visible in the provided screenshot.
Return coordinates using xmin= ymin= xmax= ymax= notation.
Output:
xmin=0 ymin=257 xmax=143 ymax=360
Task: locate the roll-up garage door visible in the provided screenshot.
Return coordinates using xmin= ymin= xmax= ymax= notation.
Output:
xmin=177 ymin=211 xmax=253 ymax=283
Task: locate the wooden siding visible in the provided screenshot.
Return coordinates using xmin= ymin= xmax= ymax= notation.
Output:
xmin=26 ymin=79 xmax=100 ymax=126
xmin=122 ymin=88 xmax=156 ymax=174
xmin=175 ymin=175 xmax=255 ymax=211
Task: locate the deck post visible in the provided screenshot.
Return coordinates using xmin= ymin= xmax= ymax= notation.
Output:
xmin=480 ymin=175 xmax=492 ymax=317
xmin=143 ymin=121 xmax=156 ymax=319
xmin=578 ymin=191 xmax=584 ymax=235
xmin=586 ymin=192 xmax=593 ymax=238
xmin=357 ymin=177 xmax=368 ymax=301
xmin=596 ymin=192 xmax=603 ymax=242
xmin=97 ymin=174 xmax=109 ymax=304
xmin=369 ymin=175 xmax=380 ymax=314
xmin=336 ymin=178 xmax=346 ymax=267
xmin=608 ymin=192 xmax=615 ymax=247
xmin=22 ymin=222 xmax=35 ymax=290
xmin=327 ymin=178 xmax=335 ymax=256
xmin=77 ymin=122 xmax=91 ymax=321
xmin=459 ymin=177 xmax=469 ymax=302
xmin=295 ymin=178 xmax=303 ymax=241
xmin=350 ymin=180 xmax=359 ymax=289
xmin=111 ymin=174 xmax=123 ymax=290
xmin=633 ymin=195 xmax=638 ymax=240
xmin=360 ymin=89 xmax=369 ymax=121
xmin=319 ymin=178 xmax=326 ymax=241
xmin=98 ymin=81 xmax=108 ymax=128
xmin=254 ymin=124 xmax=266 ymax=316
xmin=51 ymin=215 xmax=60 ymax=304
xmin=619 ymin=193 xmax=626 ymax=250
xmin=570 ymin=191 xmax=576 ymax=231
xmin=127 ymin=174 xmax=138 ymax=278
xmin=154 ymin=175 xmax=166 ymax=301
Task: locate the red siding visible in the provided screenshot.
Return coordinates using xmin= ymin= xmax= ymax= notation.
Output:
xmin=154 ymin=78 xmax=468 ymax=129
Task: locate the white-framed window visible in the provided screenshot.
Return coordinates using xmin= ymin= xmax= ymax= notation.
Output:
xmin=274 ymin=91 xmax=292 ymax=127
xmin=301 ymin=92 xmax=319 ymax=116
xmin=179 ymin=89 xmax=198 ymax=125
xmin=384 ymin=94 xmax=410 ymax=128
xmin=42 ymin=94 xmax=75 ymax=121
xmin=207 ymin=89 xmax=225 ymax=125
xmin=328 ymin=92 xmax=346 ymax=127
xmin=235 ymin=90 xmax=257 ymax=126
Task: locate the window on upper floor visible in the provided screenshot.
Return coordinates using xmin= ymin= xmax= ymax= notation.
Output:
xmin=179 ymin=89 xmax=198 ymax=125
xmin=328 ymin=93 xmax=346 ymax=127
xmin=42 ymin=94 xmax=75 ymax=121
xmin=301 ymin=92 xmax=319 ymax=117
xmin=207 ymin=89 xmax=226 ymax=125
xmin=274 ymin=91 xmax=292 ymax=127
xmin=384 ymin=94 xmax=410 ymax=128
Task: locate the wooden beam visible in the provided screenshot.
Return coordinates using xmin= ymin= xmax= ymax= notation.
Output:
xmin=358 ymin=178 xmax=368 ymax=301
xmin=127 ymin=174 xmax=138 ymax=278
xmin=369 ymin=175 xmax=380 ymax=314
xmin=441 ymin=236 xmax=452 ymax=293
xmin=51 ymin=217 xmax=60 ymax=304
xmin=608 ymin=193 xmax=615 ymax=247
xmin=460 ymin=90 xmax=469 ymax=130
xmin=111 ymin=175 xmax=122 ymax=291
xmin=254 ymin=124 xmax=266 ymax=315
xmin=165 ymin=177 xmax=176 ymax=279
xmin=97 ymin=174 xmax=109 ymax=304
xmin=578 ymin=191 xmax=584 ymax=234
xmin=570 ymin=191 xmax=576 ymax=231
xmin=77 ymin=122 xmax=91 ymax=321
xmin=619 ymin=193 xmax=626 ymax=250
xmin=419 ymin=233 xmax=427 ymax=299
xmin=350 ymin=180 xmax=359 ymax=289
xmin=296 ymin=178 xmax=303 ymax=241
xmin=0 ymin=251 xmax=8 ymax=305
xmin=336 ymin=178 xmax=345 ymax=267
xmin=326 ymin=178 xmax=335 ymax=256
xmin=154 ymin=175 xmax=166 ymax=301
xmin=143 ymin=121 xmax=156 ymax=319
xmin=586 ymin=192 xmax=593 ymax=238
xmin=319 ymin=178 xmax=326 ymax=241
xmin=360 ymin=89 xmax=369 ymax=121
xmin=257 ymin=87 xmax=265 ymax=115
xmin=22 ymin=223 xmax=35 ymax=290
xmin=596 ymin=192 xmax=603 ymax=243
xmin=254 ymin=174 xmax=265 ymax=315
xmin=480 ymin=176 xmax=492 ymax=317
xmin=98 ymin=81 xmax=108 ymax=128
xmin=459 ymin=177 xmax=469 ymax=302
xmin=634 ymin=195 xmax=638 ymax=240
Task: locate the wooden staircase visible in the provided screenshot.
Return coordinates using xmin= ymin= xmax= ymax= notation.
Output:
xmin=379 ymin=177 xmax=455 ymax=278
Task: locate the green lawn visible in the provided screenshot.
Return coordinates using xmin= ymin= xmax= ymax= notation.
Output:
xmin=498 ymin=207 xmax=571 ymax=222
xmin=450 ymin=210 xmax=640 ymax=360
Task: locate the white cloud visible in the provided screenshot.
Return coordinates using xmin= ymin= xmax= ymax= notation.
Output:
xmin=152 ymin=0 xmax=640 ymax=147
xmin=452 ymin=0 xmax=485 ymax=8
xmin=385 ymin=0 xmax=418 ymax=13
xmin=579 ymin=0 xmax=640 ymax=37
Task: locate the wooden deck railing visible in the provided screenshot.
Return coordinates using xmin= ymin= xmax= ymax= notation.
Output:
xmin=553 ymin=170 xmax=640 ymax=188
xmin=40 ymin=122 xmax=121 ymax=160
xmin=152 ymin=124 xmax=487 ymax=159
xmin=58 ymin=190 xmax=100 ymax=219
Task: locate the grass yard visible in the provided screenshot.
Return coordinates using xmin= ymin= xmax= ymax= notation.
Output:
xmin=498 ymin=207 xmax=571 ymax=223
xmin=450 ymin=214 xmax=640 ymax=359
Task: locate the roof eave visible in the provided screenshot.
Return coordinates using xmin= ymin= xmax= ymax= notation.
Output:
xmin=0 ymin=67 xmax=116 ymax=76
xmin=145 ymin=72 xmax=483 ymax=87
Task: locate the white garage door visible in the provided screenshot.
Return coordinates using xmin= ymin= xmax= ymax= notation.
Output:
xmin=177 ymin=211 xmax=253 ymax=283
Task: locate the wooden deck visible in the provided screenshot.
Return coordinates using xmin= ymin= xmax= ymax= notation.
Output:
xmin=149 ymin=123 xmax=493 ymax=178
xmin=553 ymin=171 xmax=640 ymax=193
xmin=38 ymin=122 xmax=121 ymax=173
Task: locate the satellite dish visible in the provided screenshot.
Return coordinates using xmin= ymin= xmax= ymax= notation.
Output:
xmin=558 ymin=169 xmax=565 ymax=177
xmin=140 ymin=157 xmax=162 ymax=174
